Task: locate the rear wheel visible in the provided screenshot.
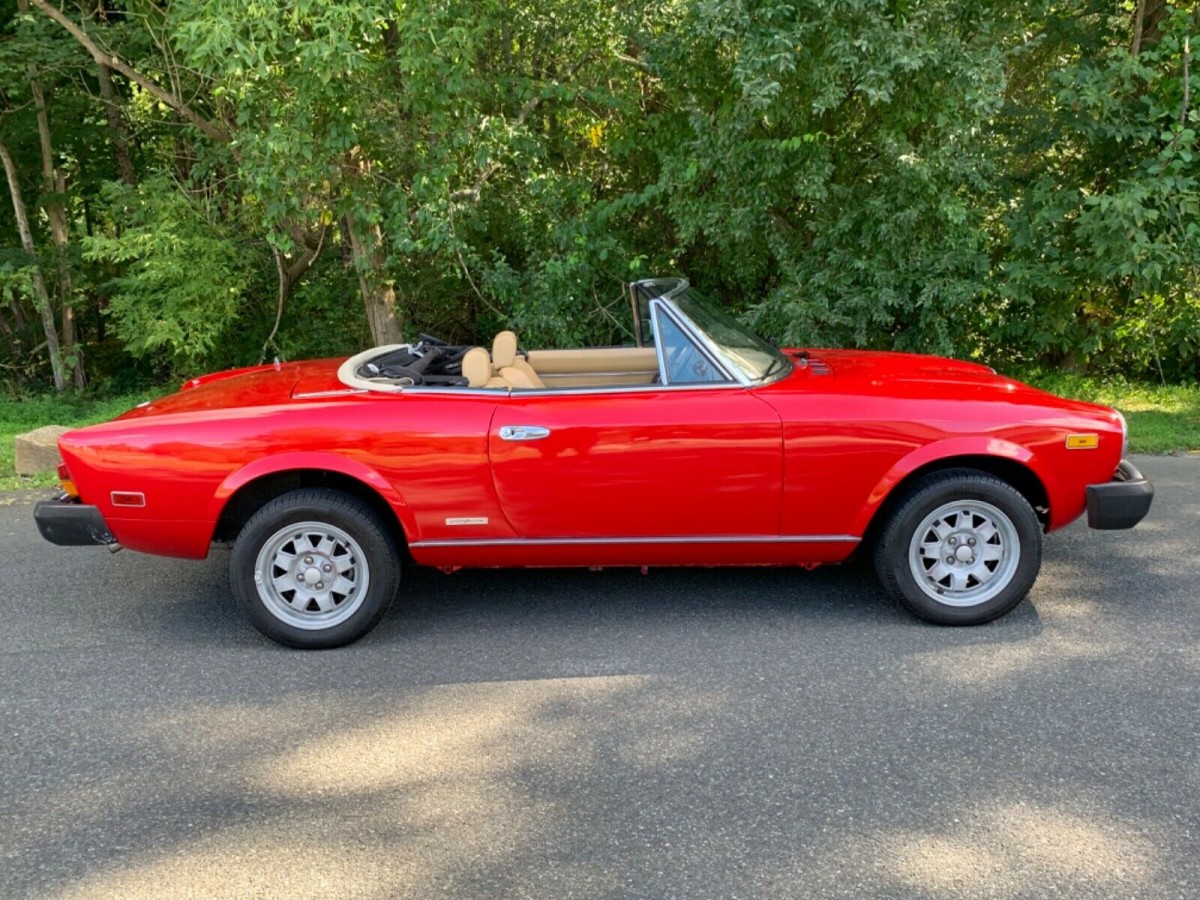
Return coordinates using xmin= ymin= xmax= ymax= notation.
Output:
xmin=873 ymin=470 xmax=1042 ymax=625
xmin=230 ymin=488 xmax=399 ymax=648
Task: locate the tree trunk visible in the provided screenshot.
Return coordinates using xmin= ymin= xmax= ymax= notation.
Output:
xmin=1131 ymin=0 xmax=1169 ymax=57
xmin=31 ymin=67 xmax=84 ymax=388
xmin=343 ymin=216 xmax=403 ymax=345
xmin=97 ymin=62 xmax=136 ymax=186
xmin=0 ymin=138 xmax=66 ymax=390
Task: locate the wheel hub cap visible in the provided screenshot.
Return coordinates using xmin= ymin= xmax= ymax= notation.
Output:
xmin=253 ymin=522 xmax=371 ymax=630
xmin=908 ymin=501 xmax=1021 ymax=608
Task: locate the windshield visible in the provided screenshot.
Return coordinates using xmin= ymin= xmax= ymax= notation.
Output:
xmin=672 ymin=288 xmax=789 ymax=383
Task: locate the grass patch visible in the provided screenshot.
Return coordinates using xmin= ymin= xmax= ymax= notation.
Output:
xmin=0 ymin=391 xmax=150 ymax=491
xmin=1021 ymin=372 xmax=1200 ymax=454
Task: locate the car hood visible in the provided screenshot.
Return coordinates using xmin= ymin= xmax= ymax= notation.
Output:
xmin=800 ymin=349 xmax=997 ymax=381
xmin=789 ymin=349 xmax=1028 ymax=391
xmin=784 ymin=348 xmax=1115 ymax=415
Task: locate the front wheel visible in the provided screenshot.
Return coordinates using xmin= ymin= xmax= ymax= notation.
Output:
xmin=230 ymin=488 xmax=400 ymax=648
xmin=873 ymin=470 xmax=1043 ymax=625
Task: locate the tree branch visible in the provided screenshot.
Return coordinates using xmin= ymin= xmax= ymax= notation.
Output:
xmin=615 ymin=52 xmax=651 ymax=73
xmin=27 ymin=0 xmax=229 ymax=143
xmin=1182 ymin=35 xmax=1191 ymax=128
xmin=259 ymin=227 xmax=328 ymax=363
xmin=1132 ymin=0 xmax=1147 ymax=57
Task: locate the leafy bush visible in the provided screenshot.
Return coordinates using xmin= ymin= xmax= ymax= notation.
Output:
xmin=82 ymin=179 xmax=257 ymax=372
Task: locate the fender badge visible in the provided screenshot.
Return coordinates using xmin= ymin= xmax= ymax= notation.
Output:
xmin=1065 ymin=434 xmax=1099 ymax=450
xmin=446 ymin=517 xmax=488 ymax=526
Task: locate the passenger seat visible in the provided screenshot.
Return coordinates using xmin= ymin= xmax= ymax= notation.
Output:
xmin=492 ymin=331 xmax=544 ymax=389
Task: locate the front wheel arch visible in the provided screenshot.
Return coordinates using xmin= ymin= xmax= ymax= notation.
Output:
xmin=861 ymin=455 xmax=1050 ymax=552
xmin=872 ymin=468 xmax=1044 ymax=625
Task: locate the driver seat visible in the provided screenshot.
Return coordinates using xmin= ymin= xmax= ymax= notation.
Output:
xmin=492 ymin=331 xmax=544 ymax=389
xmin=462 ymin=347 xmax=507 ymax=388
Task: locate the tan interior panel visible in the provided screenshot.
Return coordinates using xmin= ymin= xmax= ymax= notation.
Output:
xmin=524 ymin=347 xmax=659 ymax=387
xmin=526 ymin=347 xmax=658 ymax=374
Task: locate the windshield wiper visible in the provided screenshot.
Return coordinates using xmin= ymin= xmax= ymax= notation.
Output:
xmin=762 ymin=355 xmax=789 ymax=379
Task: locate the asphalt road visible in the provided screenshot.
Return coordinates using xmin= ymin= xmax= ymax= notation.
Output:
xmin=1 ymin=455 xmax=1198 ymax=899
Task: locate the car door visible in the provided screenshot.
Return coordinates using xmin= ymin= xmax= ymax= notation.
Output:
xmin=488 ymin=386 xmax=782 ymax=538
xmin=488 ymin=301 xmax=783 ymax=539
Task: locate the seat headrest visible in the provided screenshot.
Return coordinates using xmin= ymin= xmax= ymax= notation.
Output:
xmin=462 ymin=347 xmax=492 ymax=388
xmin=492 ymin=330 xmax=518 ymax=368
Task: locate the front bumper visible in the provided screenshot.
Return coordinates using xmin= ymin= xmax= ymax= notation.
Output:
xmin=1086 ymin=460 xmax=1154 ymax=530
xmin=34 ymin=497 xmax=116 ymax=546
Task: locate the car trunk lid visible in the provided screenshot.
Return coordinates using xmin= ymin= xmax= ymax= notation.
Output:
xmin=114 ymin=361 xmax=320 ymax=420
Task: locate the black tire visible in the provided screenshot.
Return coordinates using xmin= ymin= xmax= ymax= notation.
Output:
xmin=229 ymin=488 xmax=400 ymax=648
xmin=872 ymin=469 xmax=1042 ymax=625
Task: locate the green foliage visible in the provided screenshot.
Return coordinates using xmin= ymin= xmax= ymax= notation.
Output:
xmin=645 ymin=0 xmax=1008 ymax=356
xmin=1 ymin=0 xmax=1199 ymax=391
xmin=82 ymin=179 xmax=256 ymax=370
xmin=263 ymin=261 xmax=370 ymax=362
xmin=993 ymin=3 xmax=1200 ymax=379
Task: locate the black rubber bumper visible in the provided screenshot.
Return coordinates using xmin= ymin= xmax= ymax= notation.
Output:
xmin=34 ymin=498 xmax=115 ymax=546
xmin=1086 ymin=460 xmax=1154 ymax=530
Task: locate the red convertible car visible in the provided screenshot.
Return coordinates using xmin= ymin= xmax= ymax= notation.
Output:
xmin=35 ymin=278 xmax=1152 ymax=647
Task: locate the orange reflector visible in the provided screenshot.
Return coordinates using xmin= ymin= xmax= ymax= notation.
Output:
xmin=110 ymin=491 xmax=146 ymax=508
xmin=56 ymin=463 xmax=78 ymax=498
xmin=1066 ymin=433 xmax=1099 ymax=450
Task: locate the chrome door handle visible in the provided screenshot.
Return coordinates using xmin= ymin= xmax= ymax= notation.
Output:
xmin=498 ymin=425 xmax=551 ymax=441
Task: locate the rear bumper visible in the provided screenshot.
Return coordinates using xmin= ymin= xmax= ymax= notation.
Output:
xmin=1086 ymin=460 xmax=1154 ymax=530
xmin=34 ymin=497 xmax=116 ymax=546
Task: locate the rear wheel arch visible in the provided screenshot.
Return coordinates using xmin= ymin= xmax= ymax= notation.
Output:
xmin=862 ymin=455 xmax=1050 ymax=549
xmin=213 ymin=468 xmax=412 ymax=561
xmin=230 ymin=487 xmax=401 ymax=647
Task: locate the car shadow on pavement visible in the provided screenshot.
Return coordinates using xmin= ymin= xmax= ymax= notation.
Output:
xmin=123 ymin=546 xmax=1048 ymax=674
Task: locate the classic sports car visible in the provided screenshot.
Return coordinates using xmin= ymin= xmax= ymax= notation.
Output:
xmin=35 ymin=277 xmax=1153 ymax=648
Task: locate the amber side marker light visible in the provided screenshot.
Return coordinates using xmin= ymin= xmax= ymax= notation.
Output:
xmin=1066 ymin=433 xmax=1100 ymax=450
xmin=56 ymin=462 xmax=79 ymax=499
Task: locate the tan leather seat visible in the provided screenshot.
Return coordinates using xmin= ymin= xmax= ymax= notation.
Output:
xmin=462 ymin=347 xmax=507 ymax=389
xmin=492 ymin=331 xmax=544 ymax=389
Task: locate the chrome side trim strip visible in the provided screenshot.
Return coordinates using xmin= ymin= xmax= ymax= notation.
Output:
xmin=294 ymin=388 xmax=371 ymax=399
xmin=401 ymin=383 xmax=743 ymax=398
xmin=411 ymin=534 xmax=861 ymax=549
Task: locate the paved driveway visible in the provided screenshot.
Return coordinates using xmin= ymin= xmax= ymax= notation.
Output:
xmin=1 ymin=456 xmax=1197 ymax=898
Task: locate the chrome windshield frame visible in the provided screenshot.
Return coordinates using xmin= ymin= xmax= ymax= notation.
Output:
xmin=649 ymin=298 xmax=747 ymax=387
xmin=635 ymin=277 xmax=787 ymax=388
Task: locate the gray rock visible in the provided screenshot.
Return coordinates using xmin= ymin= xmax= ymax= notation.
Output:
xmin=13 ymin=424 xmax=70 ymax=475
